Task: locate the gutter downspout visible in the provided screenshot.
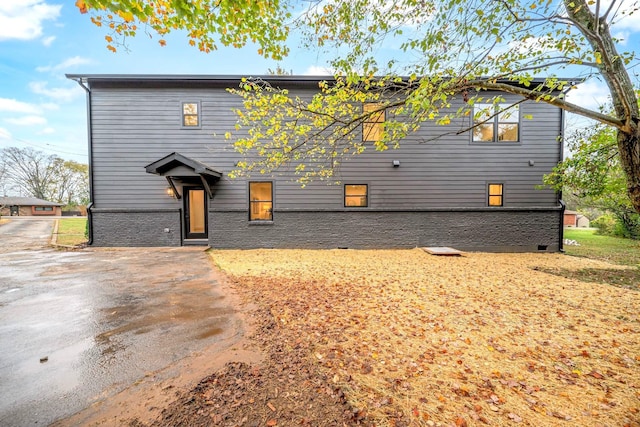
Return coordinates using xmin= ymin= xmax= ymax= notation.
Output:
xmin=557 ymin=86 xmax=572 ymax=254
xmin=69 ymin=76 xmax=94 ymax=245
xmin=558 ymin=199 xmax=566 ymax=253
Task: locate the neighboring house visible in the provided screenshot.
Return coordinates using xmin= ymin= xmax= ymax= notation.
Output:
xmin=0 ymin=197 xmax=62 ymax=216
xmin=577 ymin=215 xmax=590 ymax=228
xmin=67 ymin=74 xmax=565 ymax=251
xmin=564 ymin=210 xmax=590 ymax=228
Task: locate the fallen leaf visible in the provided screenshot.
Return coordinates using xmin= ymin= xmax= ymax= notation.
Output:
xmin=455 ymin=416 xmax=467 ymax=426
xmin=361 ymin=363 xmax=373 ymax=374
xmin=508 ymin=412 xmax=523 ymax=423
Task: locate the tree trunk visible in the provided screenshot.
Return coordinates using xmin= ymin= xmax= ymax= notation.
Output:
xmin=618 ymin=128 xmax=640 ymax=214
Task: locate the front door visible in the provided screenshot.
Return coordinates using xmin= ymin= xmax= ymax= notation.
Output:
xmin=184 ymin=187 xmax=207 ymax=239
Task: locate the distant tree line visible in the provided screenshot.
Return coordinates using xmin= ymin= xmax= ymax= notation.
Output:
xmin=546 ymin=125 xmax=640 ymax=240
xmin=0 ymin=147 xmax=89 ymax=208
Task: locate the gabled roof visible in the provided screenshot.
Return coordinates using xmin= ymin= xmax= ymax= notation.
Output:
xmin=145 ymin=152 xmax=222 ymax=179
xmin=0 ymin=197 xmax=62 ymax=206
xmin=145 ymin=152 xmax=222 ymax=199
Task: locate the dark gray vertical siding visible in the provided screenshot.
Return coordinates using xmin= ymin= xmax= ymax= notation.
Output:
xmin=89 ymin=82 xmax=561 ymax=213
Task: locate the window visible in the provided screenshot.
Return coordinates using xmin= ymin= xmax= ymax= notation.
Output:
xmin=473 ymin=103 xmax=519 ymax=142
xmin=345 ymin=184 xmax=368 ymax=207
xmin=363 ymin=103 xmax=385 ymax=142
xmin=34 ymin=206 xmax=53 ymax=211
xmin=249 ymin=182 xmax=273 ymax=221
xmin=488 ymin=183 xmax=504 ymax=206
xmin=182 ymin=102 xmax=200 ymax=127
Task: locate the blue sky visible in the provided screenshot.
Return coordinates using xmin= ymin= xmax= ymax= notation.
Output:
xmin=0 ymin=1 xmax=638 ymax=165
xmin=0 ymin=1 xmax=334 ymax=164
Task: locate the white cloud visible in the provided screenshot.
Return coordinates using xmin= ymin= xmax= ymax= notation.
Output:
xmin=0 ymin=127 xmax=12 ymax=140
xmin=605 ymin=0 xmax=640 ymax=31
xmin=566 ymin=80 xmax=611 ymax=111
xmin=0 ymin=98 xmax=41 ymax=114
xmin=36 ymin=56 xmax=92 ymax=73
xmin=0 ymin=0 xmax=61 ymax=41
xmin=42 ymin=35 xmax=55 ymax=46
xmin=29 ymin=81 xmax=81 ymax=102
xmin=5 ymin=115 xmax=47 ymax=126
xmin=302 ymin=65 xmax=334 ymax=76
xmin=40 ymin=102 xmax=60 ymax=111
xmin=38 ymin=127 xmax=55 ymax=135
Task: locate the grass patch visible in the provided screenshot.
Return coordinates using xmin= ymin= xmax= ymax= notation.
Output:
xmin=554 ymin=228 xmax=640 ymax=290
xmin=564 ymin=228 xmax=640 ymax=266
xmin=55 ymin=218 xmax=87 ymax=246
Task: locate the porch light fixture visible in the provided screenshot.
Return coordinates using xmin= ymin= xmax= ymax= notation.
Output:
xmin=166 ymin=186 xmax=175 ymax=197
xmin=392 ymin=160 xmax=400 ymax=168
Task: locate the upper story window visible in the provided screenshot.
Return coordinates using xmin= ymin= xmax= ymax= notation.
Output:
xmin=488 ymin=183 xmax=504 ymax=206
xmin=344 ymin=184 xmax=368 ymax=207
xmin=249 ymin=181 xmax=273 ymax=221
xmin=473 ymin=104 xmax=519 ymax=142
xmin=363 ymin=103 xmax=385 ymax=142
xmin=182 ymin=101 xmax=200 ymax=128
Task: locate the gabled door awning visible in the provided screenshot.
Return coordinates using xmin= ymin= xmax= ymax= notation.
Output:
xmin=145 ymin=152 xmax=222 ymax=199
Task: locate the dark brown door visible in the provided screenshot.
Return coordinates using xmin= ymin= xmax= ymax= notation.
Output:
xmin=184 ymin=187 xmax=207 ymax=239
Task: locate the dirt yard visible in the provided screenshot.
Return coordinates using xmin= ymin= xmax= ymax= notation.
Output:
xmin=140 ymin=249 xmax=638 ymax=427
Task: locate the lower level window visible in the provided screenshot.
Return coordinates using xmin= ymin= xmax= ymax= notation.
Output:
xmin=35 ymin=206 xmax=53 ymax=211
xmin=488 ymin=183 xmax=504 ymax=206
xmin=249 ymin=182 xmax=273 ymax=221
xmin=345 ymin=184 xmax=368 ymax=207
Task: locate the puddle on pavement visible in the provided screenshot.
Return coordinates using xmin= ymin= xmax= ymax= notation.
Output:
xmin=103 ymin=302 xmax=145 ymax=319
xmin=99 ymin=301 xmax=232 ymax=336
xmin=17 ymin=337 xmax=94 ymax=395
xmin=196 ymin=326 xmax=223 ymax=340
xmin=41 ymin=261 xmax=119 ymax=277
xmin=95 ymin=288 xmax=233 ymax=356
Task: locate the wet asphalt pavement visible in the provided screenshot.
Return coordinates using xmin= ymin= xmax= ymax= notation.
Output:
xmin=0 ymin=218 xmax=239 ymax=426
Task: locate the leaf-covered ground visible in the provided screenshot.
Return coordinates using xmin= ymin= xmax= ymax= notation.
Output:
xmin=208 ymin=249 xmax=639 ymax=427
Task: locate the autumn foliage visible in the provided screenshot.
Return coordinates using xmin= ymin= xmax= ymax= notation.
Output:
xmin=75 ymin=0 xmax=290 ymax=57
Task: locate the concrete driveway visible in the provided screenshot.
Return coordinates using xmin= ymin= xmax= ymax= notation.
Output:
xmin=0 ymin=218 xmax=247 ymax=426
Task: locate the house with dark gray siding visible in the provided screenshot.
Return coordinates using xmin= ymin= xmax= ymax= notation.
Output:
xmin=67 ymin=74 xmax=565 ymax=251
